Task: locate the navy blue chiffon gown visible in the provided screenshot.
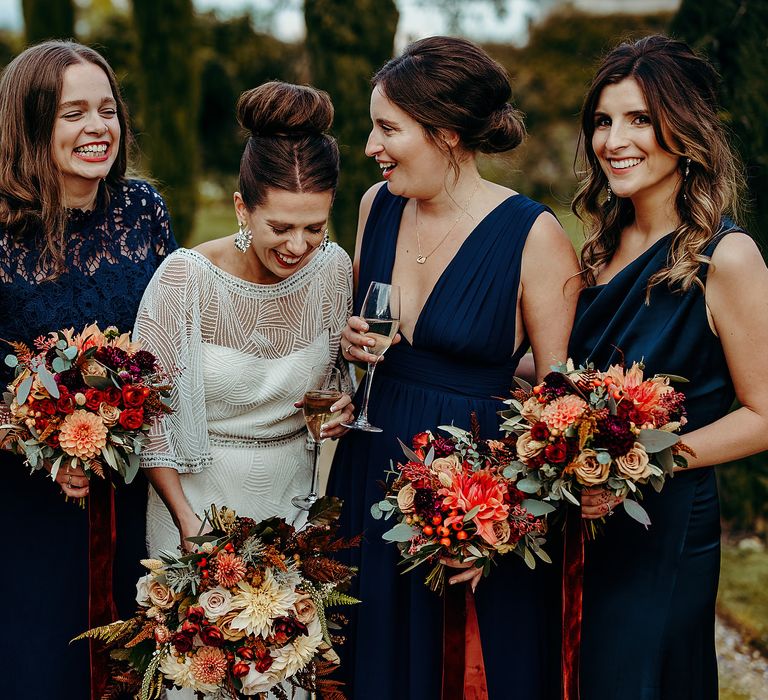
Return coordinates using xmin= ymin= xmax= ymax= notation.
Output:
xmin=327 ymin=186 xmax=562 ymax=700
xmin=0 ymin=180 xmax=176 ymax=698
xmin=568 ymin=229 xmax=739 ymax=700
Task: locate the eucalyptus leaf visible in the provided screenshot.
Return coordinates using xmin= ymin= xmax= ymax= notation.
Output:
xmin=36 ymin=366 xmax=60 ymax=398
xmin=637 ymin=428 xmax=679 ymax=454
xmin=534 ymin=547 xmax=552 ymax=564
xmin=656 ymin=447 xmax=675 ymax=474
xmin=521 ymin=499 xmax=556 ymax=517
xmin=467 ymin=544 xmax=483 ymax=558
xmin=607 ymin=395 xmax=617 ymax=415
xmin=51 ymin=357 xmax=67 ymax=373
xmin=651 ymin=475 xmax=664 ymax=493
xmin=84 ymin=374 xmax=114 ymax=390
xmin=382 ymin=522 xmax=419 ymax=543
xmin=463 ymin=505 xmax=481 ymax=522
xmin=424 ymin=445 xmax=435 ymax=467
xmin=397 ymin=438 xmax=422 ymax=464
xmin=656 ymin=373 xmax=689 ymax=383
xmin=561 ymin=487 xmax=580 ymax=506
xmin=17 ymin=376 xmax=33 ymax=404
xmin=623 ymin=498 xmax=651 ymax=528
xmin=378 ymin=500 xmax=394 ymax=512
xmin=596 ymin=450 xmax=611 ymax=464
xmin=49 ymin=454 xmax=63 ymax=480
xmin=63 ymin=346 xmax=79 ymax=360
xmin=513 ymin=376 xmax=533 ymax=393
xmin=56 ymin=339 xmax=68 ymax=350
xmin=370 ymin=502 xmax=383 ymax=520
xmin=124 ymin=453 xmax=140 ymax=484
xmin=436 ymin=424 xmax=470 ymax=440
xmin=101 ymin=445 xmax=118 ymax=471
xmin=516 ymin=477 xmax=541 ymax=494
xmin=3 ymin=354 xmax=17 ymax=368
xmin=523 ymin=547 xmax=536 ymax=569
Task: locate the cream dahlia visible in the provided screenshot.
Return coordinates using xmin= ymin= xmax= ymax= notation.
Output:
xmin=541 ymin=395 xmax=588 ymax=431
xmin=58 ymin=409 xmax=108 ymax=459
xmin=230 ymin=569 xmax=298 ymax=638
xmin=269 ymin=617 xmax=324 ymax=679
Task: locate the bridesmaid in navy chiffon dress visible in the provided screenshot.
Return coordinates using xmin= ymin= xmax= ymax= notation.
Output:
xmin=327 ymin=37 xmax=579 ymax=699
xmin=0 ymin=42 xmax=176 ymax=698
xmin=568 ymin=36 xmax=768 ymax=700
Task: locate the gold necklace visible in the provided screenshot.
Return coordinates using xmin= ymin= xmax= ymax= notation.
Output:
xmin=414 ymin=179 xmax=481 ymax=264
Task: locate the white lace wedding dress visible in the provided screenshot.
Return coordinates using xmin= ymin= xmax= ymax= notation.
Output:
xmin=134 ymin=244 xmax=352 ymax=699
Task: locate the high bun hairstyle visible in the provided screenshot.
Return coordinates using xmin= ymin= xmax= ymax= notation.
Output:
xmin=372 ymin=36 xmax=525 ymax=176
xmin=236 ymin=82 xmax=340 ymax=210
xmin=573 ymin=35 xmax=744 ymax=297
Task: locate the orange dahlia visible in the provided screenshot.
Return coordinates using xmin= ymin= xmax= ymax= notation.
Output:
xmin=541 ymin=395 xmax=588 ymax=431
xmin=190 ymin=646 xmax=228 ymax=685
xmin=58 ymin=410 xmax=108 ymax=459
xmin=214 ymin=551 xmax=247 ymax=588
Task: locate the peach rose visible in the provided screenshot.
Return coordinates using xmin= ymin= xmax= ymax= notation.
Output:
xmin=217 ymin=609 xmax=247 ymax=642
xmin=520 ymin=397 xmax=544 ymax=422
xmin=83 ymin=359 xmax=108 ymax=378
xmin=294 ymin=593 xmax=319 ymax=625
xmin=97 ymin=402 xmax=121 ymax=427
xmin=516 ymin=431 xmax=545 ymax=462
xmin=430 ymin=453 xmax=461 ymax=476
xmin=147 ymin=579 xmax=175 ymax=609
xmin=570 ymin=449 xmax=609 ymax=486
xmin=396 ymin=483 xmax=416 ymax=514
xmin=614 ymin=443 xmax=652 ymax=480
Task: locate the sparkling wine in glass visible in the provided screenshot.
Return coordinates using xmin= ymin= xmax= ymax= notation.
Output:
xmin=292 ymin=365 xmax=343 ymax=512
xmin=342 ymin=281 xmax=401 ymax=433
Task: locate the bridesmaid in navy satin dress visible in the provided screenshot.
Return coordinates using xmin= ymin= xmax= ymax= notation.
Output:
xmin=568 ymin=36 xmax=768 ymax=700
xmin=327 ymin=37 xmax=580 ymax=699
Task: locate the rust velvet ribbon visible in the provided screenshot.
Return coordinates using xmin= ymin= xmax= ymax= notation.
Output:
xmin=442 ymin=583 xmax=489 ymax=700
xmin=562 ymin=510 xmax=584 ymax=700
xmin=88 ymin=477 xmax=118 ymax=700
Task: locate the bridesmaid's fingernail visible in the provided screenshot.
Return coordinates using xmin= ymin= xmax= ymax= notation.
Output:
xmin=329 ymin=405 xmax=338 ymax=413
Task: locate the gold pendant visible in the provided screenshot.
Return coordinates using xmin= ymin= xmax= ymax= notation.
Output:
xmin=416 ymin=255 xmax=427 ymax=264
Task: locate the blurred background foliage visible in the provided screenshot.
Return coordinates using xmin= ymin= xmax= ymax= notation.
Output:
xmin=1 ymin=0 xmax=766 ymax=541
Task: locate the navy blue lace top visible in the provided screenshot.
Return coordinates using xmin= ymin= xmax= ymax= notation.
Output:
xmin=0 ymin=179 xmax=177 ymax=359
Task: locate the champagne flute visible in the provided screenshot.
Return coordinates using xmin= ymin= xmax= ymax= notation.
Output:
xmin=342 ymin=281 xmax=401 ymax=432
xmin=292 ymin=365 xmax=343 ymax=512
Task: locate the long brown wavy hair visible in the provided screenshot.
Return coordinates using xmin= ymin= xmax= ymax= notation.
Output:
xmin=572 ymin=35 xmax=745 ymax=297
xmin=0 ymin=41 xmax=131 ymax=276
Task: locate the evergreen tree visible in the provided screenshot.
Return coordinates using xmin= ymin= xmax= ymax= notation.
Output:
xmin=304 ymin=0 xmax=399 ymax=254
xmin=131 ymin=0 xmax=200 ymax=242
xmin=22 ymin=0 xmax=75 ymax=44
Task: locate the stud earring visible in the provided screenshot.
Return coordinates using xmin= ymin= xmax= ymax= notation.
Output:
xmin=606 ymin=183 xmax=613 ymax=203
xmin=234 ymin=221 xmax=252 ymax=253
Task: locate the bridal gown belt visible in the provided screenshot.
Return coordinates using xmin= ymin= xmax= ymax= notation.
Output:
xmin=208 ymin=425 xmax=308 ymax=449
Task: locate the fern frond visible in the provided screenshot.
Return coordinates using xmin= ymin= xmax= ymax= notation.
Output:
xmin=71 ymin=617 xmax=140 ymax=645
xmin=321 ymin=590 xmax=361 ymax=607
xmin=126 ymin=622 xmax=156 ymax=648
xmin=140 ymin=649 xmax=166 ymax=700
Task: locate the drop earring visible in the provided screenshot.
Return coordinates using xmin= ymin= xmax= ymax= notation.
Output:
xmin=606 ymin=183 xmax=613 ymax=203
xmin=234 ymin=221 xmax=252 ymax=253
xmin=683 ymin=157 xmax=691 ymax=201
xmin=321 ymin=229 xmax=330 ymax=251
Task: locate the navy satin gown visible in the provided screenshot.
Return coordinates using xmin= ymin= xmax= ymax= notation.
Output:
xmin=327 ymin=186 xmax=561 ymax=700
xmin=568 ymin=230 xmax=739 ymax=700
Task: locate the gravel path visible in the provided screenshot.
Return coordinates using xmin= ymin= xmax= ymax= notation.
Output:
xmin=717 ymin=615 xmax=768 ymax=699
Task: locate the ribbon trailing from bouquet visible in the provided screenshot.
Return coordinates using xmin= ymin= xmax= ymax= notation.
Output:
xmin=88 ymin=478 xmax=118 ymax=700
xmin=562 ymin=509 xmax=584 ymax=700
xmin=441 ymin=583 xmax=489 ymax=700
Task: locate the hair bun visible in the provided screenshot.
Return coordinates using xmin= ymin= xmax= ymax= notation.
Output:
xmin=236 ymin=81 xmax=334 ymax=138
xmin=475 ymin=103 xmax=526 ymax=154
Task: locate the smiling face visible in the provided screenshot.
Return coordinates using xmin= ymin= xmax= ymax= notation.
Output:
xmin=234 ymin=187 xmax=333 ymax=284
xmin=591 ymin=78 xmax=681 ymax=206
xmin=52 ymin=61 xmax=120 ymax=203
xmin=365 ymin=86 xmax=450 ymax=199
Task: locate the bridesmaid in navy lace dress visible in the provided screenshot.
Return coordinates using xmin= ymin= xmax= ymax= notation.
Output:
xmin=327 ymin=37 xmax=579 ymax=699
xmin=0 ymin=42 xmax=176 ymax=698
xmin=568 ymin=36 xmax=768 ymax=700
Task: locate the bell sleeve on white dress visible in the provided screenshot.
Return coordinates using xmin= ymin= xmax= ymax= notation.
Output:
xmin=134 ymin=250 xmax=212 ymax=473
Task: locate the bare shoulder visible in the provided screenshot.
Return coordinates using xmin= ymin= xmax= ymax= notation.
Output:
xmin=526 ymin=209 xmax=574 ymax=254
xmin=194 ymin=236 xmax=233 ymax=267
xmin=709 ymin=230 xmax=764 ymax=274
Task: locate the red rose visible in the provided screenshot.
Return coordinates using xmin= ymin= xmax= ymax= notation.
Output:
xmin=271 ymin=616 xmax=307 ymax=645
xmin=544 ymin=441 xmax=568 ymax=464
xmin=237 ymin=646 xmax=254 ymax=661
xmin=85 ymin=389 xmax=103 ymax=410
xmin=232 ymin=661 xmax=250 ymax=678
xmin=185 ymin=606 xmax=205 ymax=624
xmin=57 ymin=395 xmax=76 ymax=415
xmin=37 ymin=399 xmax=57 ymax=415
xmin=102 ymin=387 xmax=122 ymax=407
xmin=254 ymin=655 xmax=273 ymax=673
xmin=180 ymin=620 xmax=200 ymax=636
xmin=122 ymin=384 xmax=148 ymax=408
xmin=172 ymin=632 xmax=193 ymax=653
xmin=118 ymin=408 xmax=144 ymax=430
xmin=530 ymin=421 xmax=550 ymax=442
xmin=199 ymin=625 xmax=225 ymax=647
xmin=46 ymin=433 xmax=60 ymax=448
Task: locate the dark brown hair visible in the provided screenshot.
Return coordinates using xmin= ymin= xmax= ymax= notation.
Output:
xmin=573 ymin=35 xmax=744 ymax=295
xmin=236 ymin=82 xmax=340 ymax=210
xmin=372 ymin=36 xmax=525 ymax=176
xmin=0 ymin=40 xmax=130 ymax=275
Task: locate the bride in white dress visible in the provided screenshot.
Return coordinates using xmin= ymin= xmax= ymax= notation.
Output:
xmin=134 ymin=82 xmax=354 ymax=697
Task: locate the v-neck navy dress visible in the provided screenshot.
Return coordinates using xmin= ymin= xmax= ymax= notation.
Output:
xmin=327 ymin=185 xmax=562 ymax=700
xmin=568 ymin=230 xmax=739 ymax=700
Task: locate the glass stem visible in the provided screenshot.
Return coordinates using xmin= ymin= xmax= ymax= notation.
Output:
xmin=358 ymin=359 xmax=378 ymax=423
xmin=310 ymin=440 xmax=321 ymax=498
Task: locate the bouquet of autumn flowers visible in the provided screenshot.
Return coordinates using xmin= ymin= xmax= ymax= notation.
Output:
xmin=371 ymin=420 xmax=552 ymax=593
xmin=500 ymin=360 xmax=689 ymax=528
xmin=0 ymin=323 xmax=171 ymax=488
xmin=75 ymin=499 xmax=359 ymax=700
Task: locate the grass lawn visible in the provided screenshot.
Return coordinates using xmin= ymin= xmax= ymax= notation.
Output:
xmin=186 ymin=197 xmax=235 ymax=248
xmin=718 ymin=541 xmax=768 ymax=655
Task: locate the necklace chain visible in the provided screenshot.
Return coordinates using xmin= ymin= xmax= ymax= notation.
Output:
xmin=414 ymin=179 xmax=481 ymax=264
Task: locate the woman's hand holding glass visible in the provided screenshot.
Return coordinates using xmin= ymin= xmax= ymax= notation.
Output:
xmin=341 ymin=315 xmax=402 ymax=363
xmin=294 ymin=392 xmax=354 ymax=439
